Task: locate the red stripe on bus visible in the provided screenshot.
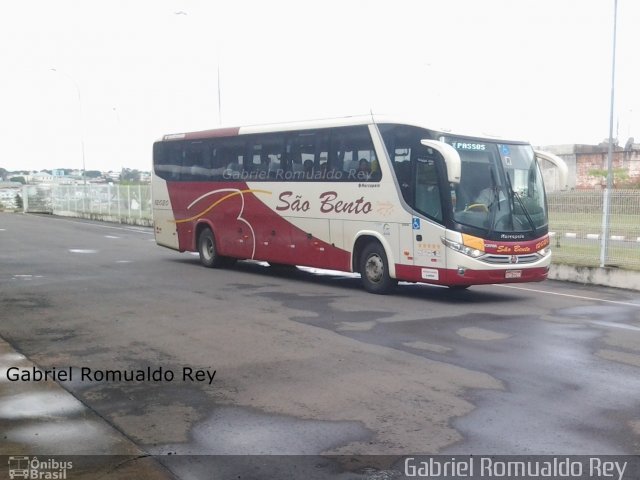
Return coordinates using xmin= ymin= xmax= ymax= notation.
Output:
xmin=183 ymin=127 xmax=241 ymax=140
xmin=394 ymin=264 xmax=549 ymax=286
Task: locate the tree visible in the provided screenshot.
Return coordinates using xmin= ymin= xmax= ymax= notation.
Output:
xmin=9 ymin=176 xmax=26 ymax=184
xmin=588 ymin=168 xmax=629 ymax=187
xmin=85 ymin=170 xmax=102 ymax=178
xmin=120 ymin=168 xmax=141 ymax=183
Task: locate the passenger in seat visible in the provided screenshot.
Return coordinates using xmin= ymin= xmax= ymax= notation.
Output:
xmin=356 ymin=158 xmax=371 ymax=180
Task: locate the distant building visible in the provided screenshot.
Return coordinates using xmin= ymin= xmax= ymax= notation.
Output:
xmin=29 ymin=171 xmax=79 ymax=185
xmin=540 ymin=141 xmax=640 ymax=189
xmin=31 ymin=172 xmax=54 ymax=184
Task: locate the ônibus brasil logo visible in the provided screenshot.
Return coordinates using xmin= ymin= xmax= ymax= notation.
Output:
xmin=8 ymin=456 xmax=73 ymax=479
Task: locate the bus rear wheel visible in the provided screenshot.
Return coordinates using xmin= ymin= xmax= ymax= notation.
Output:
xmin=360 ymin=242 xmax=397 ymax=294
xmin=198 ymin=228 xmax=222 ymax=268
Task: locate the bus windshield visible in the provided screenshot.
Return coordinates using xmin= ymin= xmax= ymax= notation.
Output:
xmin=444 ymin=138 xmax=547 ymax=237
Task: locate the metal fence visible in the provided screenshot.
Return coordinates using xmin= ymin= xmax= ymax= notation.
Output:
xmin=548 ymin=189 xmax=640 ymax=270
xmin=20 ymin=184 xmax=640 ymax=269
xmin=22 ymin=184 xmax=152 ymax=226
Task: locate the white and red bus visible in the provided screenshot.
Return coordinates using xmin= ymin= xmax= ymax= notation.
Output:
xmin=152 ymin=116 xmax=566 ymax=293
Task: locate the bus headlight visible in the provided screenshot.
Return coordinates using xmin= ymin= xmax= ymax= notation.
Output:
xmin=441 ymin=237 xmax=485 ymax=258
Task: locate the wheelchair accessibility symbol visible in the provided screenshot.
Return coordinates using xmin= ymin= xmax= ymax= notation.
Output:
xmin=412 ymin=218 xmax=421 ymax=230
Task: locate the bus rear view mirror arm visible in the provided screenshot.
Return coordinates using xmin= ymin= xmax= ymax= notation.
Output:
xmin=420 ymin=140 xmax=461 ymax=184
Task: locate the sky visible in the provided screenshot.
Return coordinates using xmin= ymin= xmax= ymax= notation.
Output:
xmin=1 ymin=0 xmax=638 ymax=173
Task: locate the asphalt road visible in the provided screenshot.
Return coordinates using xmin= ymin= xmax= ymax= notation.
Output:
xmin=1 ymin=213 xmax=640 ymax=477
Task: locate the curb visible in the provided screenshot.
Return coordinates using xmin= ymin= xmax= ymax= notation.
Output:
xmin=549 ymin=264 xmax=640 ymax=292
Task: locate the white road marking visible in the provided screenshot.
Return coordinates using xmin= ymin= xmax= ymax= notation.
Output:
xmin=68 ymin=249 xmax=98 ymax=254
xmin=88 ymin=224 xmax=153 ymax=235
xmin=591 ymin=320 xmax=640 ymax=331
xmin=38 ymin=215 xmax=153 ymax=235
xmin=494 ymin=284 xmax=640 ymax=308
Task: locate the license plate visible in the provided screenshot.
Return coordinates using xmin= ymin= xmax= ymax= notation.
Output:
xmin=505 ymin=270 xmax=522 ymax=279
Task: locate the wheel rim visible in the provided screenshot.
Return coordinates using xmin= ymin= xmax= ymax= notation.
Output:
xmin=364 ymin=254 xmax=384 ymax=283
xmin=202 ymin=237 xmax=213 ymax=261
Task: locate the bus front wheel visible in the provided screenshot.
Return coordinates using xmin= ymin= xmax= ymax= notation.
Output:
xmin=198 ymin=228 xmax=222 ymax=268
xmin=360 ymin=242 xmax=397 ymax=294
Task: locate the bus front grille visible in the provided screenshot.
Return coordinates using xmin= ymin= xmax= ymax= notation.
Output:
xmin=482 ymin=254 xmax=540 ymax=265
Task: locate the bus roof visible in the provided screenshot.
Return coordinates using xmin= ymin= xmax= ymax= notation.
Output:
xmin=160 ymin=115 xmax=530 ymax=145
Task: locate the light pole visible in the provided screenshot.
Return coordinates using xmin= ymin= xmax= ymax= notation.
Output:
xmin=174 ymin=10 xmax=222 ymax=125
xmin=600 ymin=0 xmax=618 ymax=268
xmin=50 ymin=68 xmax=86 ymax=186
xmin=217 ymin=62 xmax=222 ymax=125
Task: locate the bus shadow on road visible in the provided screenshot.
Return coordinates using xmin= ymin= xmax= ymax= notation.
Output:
xmin=169 ymin=256 xmax=523 ymax=304
xmin=393 ymin=283 xmax=521 ymax=304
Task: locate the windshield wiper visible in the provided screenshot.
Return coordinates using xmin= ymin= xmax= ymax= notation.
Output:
xmin=486 ymin=167 xmax=500 ymax=236
xmin=505 ymin=172 xmax=537 ymax=234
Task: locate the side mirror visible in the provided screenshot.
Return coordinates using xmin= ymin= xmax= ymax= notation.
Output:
xmin=420 ymin=140 xmax=461 ymax=184
xmin=534 ymin=150 xmax=569 ymax=191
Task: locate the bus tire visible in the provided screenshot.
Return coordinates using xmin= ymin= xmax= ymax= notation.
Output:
xmin=198 ymin=228 xmax=222 ymax=268
xmin=360 ymin=242 xmax=397 ymax=294
xmin=220 ymin=257 xmax=237 ymax=267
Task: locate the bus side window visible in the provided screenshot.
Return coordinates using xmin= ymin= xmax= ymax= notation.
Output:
xmin=203 ymin=141 xmax=216 ymax=178
xmin=414 ymin=158 xmax=442 ymax=222
xmin=268 ymin=153 xmax=281 ymax=178
xmin=282 ymin=142 xmax=293 ymax=174
xmin=263 ymin=133 xmax=285 ymax=179
xmin=211 ymin=143 xmax=228 ymax=179
xmin=184 ymin=141 xmax=205 ymax=181
xmin=330 ymin=125 xmax=377 ymax=182
xmin=370 ymin=151 xmax=381 ymax=181
xmin=314 ymin=131 xmax=330 ymax=181
xmin=154 ymin=142 xmax=184 ymax=182
xmin=331 ymin=135 xmax=353 ymax=178
xmin=286 ymin=135 xmax=304 ymax=177
xmin=287 ymin=131 xmax=319 ymax=181
xmin=153 ymin=142 xmax=170 ymax=180
xmin=393 ymin=148 xmax=413 ymax=203
xmin=217 ymin=137 xmax=244 ymax=180
xmin=248 ymin=141 xmax=265 ymax=175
